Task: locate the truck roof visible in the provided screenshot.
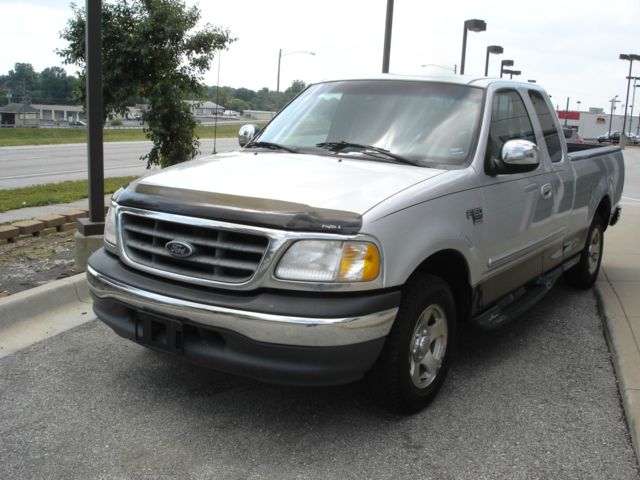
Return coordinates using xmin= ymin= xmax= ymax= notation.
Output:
xmin=315 ymin=73 xmax=545 ymax=91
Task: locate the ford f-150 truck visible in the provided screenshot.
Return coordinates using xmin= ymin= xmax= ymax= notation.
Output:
xmin=87 ymin=75 xmax=624 ymax=412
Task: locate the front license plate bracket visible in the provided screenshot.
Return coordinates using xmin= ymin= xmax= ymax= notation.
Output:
xmin=135 ymin=312 xmax=184 ymax=354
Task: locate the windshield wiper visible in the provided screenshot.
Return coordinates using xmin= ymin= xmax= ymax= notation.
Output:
xmin=245 ymin=141 xmax=298 ymax=153
xmin=315 ymin=141 xmax=416 ymax=166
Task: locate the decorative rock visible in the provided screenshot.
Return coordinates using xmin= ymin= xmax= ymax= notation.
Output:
xmin=36 ymin=214 xmax=66 ymax=228
xmin=57 ymin=222 xmax=78 ymax=232
xmin=63 ymin=210 xmax=88 ymax=222
xmin=0 ymin=225 xmax=19 ymax=241
xmin=12 ymin=220 xmax=44 ymax=235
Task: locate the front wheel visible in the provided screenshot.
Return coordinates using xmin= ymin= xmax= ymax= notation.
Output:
xmin=367 ymin=273 xmax=456 ymax=413
xmin=565 ymin=214 xmax=604 ymax=289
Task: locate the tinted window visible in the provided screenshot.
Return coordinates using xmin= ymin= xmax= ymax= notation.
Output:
xmin=528 ymin=90 xmax=562 ymax=162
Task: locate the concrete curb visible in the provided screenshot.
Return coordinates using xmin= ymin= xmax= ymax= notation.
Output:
xmin=0 ymin=273 xmax=90 ymax=331
xmin=595 ymin=278 xmax=640 ymax=462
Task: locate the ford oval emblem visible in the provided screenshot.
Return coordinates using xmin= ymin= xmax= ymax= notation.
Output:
xmin=165 ymin=240 xmax=194 ymax=258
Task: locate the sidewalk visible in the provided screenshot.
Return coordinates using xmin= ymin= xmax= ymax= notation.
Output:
xmin=597 ymin=201 xmax=640 ymax=459
xmin=0 ymin=194 xmax=112 ymax=224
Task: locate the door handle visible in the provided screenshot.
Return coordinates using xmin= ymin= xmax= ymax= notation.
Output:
xmin=540 ymin=183 xmax=553 ymax=199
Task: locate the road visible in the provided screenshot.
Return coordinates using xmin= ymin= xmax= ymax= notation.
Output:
xmin=0 ymin=284 xmax=638 ymax=479
xmin=0 ymin=138 xmax=238 ymax=189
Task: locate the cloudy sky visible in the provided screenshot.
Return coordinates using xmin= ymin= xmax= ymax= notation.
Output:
xmin=2 ymin=0 xmax=640 ymax=113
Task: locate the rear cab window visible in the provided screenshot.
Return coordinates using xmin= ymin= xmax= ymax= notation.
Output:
xmin=528 ymin=90 xmax=563 ymax=163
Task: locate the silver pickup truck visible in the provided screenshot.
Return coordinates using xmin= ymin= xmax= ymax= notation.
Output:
xmin=87 ymin=75 xmax=624 ymax=412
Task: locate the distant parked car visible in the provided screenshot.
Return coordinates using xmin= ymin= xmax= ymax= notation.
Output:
xmin=69 ymin=120 xmax=86 ymax=127
xmin=224 ymin=110 xmax=240 ymax=117
xmin=598 ymin=131 xmax=620 ymax=143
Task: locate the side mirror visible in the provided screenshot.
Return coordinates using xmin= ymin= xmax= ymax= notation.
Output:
xmin=495 ymin=139 xmax=540 ymax=174
xmin=238 ymin=124 xmax=260 ymax=147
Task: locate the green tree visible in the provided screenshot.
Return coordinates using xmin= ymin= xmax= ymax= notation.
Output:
xmin=228 ymin=98 xmax=249 ymax=113
xmin=5 ymin=63 xmax=38 ymax=102
xmin=58 ymin=0 xmax=234 ymax=168
xmin=233 ymin=87 xmax=256 ymax=103
xmin=38 ymin=67 xmax=75 ymax=104
xmin=284 ymin=80 xmax=306 ymax=99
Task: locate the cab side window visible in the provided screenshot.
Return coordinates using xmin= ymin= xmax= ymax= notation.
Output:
xmin=528 ymin=90 xmax=563 ymax=162
xmin=487 ymin=90 xmax=536 ymax=164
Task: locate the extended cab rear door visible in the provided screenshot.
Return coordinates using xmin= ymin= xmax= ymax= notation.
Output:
xmin=525 ymin=89 xmax=576 ymax=269
xmin=478 ymin=88 xmax=560 ymax=305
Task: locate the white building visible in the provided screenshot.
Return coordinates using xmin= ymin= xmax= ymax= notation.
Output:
xmin=558 ymin=109 xmax=640 ymax=139
xmin=184 ymin=100 xmax=224 ymax=117
xmin=31 ymin=104 xmax=83 ymax=123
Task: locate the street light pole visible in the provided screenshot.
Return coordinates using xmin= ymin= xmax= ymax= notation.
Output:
xmin=79 ymin=0 xmax=104 ymax=236
xmin=619 ymin=54 xmax=640 ymax=138
xmin=564 ymin=97 xmax=570 ymax=126
xmin=500 ymin=59 xmax=514 ymax=78
xmin=484 ymin=45 xmax=503 ymax=76
xmin=277 ymin=49 xmax=282 ymax=93
xmin=609 ymin=95 xmax=620 ymax=137
xmin=460 ymin=19 xmax=486 ymax=75
xmin=277 ymin=49 xmax=315 ymax=93
xmin=502 ymin=69 xmax=521 ymax=80
xmin=627 ymin=77 xmax=640 ymax=135
xmin=382 ymin=0 xmax=394 ymax=73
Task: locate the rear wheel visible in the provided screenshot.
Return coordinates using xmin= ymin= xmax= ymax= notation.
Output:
xmin=368 ymin=273 xmax=456 ymax=413
xmin=565 ymin=214 xmax=604 ymax=289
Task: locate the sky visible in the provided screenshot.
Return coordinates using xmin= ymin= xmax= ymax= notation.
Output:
xmin=2 ymin=0 xmax=640 ymax=113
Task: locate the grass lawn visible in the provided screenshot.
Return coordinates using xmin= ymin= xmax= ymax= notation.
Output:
xmin=0 ymin=176 xmax=137 ymax=213
xmin=0 ymin=124 xmax=246 ymax=147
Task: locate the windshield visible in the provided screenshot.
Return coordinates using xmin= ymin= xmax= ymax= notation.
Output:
xmin=255 ymin=80 xmax=484 ymax=168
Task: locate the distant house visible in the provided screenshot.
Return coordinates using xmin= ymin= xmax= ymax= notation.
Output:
xmin=31 ymin=103 xmax=83 ymax=123
xmin=184 ymin=100 xmax=224 ymax=117
xmin=0 ymin=103 xmax=39 ymax=127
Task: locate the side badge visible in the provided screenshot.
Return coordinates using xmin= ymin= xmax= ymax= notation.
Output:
xmin=466 ymin=208 xmax=483 ymax=225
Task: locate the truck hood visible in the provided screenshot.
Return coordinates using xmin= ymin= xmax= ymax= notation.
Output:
xmin=118 ymin=151 xmax=444 ymax=233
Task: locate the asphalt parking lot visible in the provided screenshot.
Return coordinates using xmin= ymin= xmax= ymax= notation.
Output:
xmin=1 ymin=282 xmax=638 ymax=479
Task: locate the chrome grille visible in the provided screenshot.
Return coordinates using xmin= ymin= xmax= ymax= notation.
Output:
xmin=120 ymin=212 xmax=269 ymax=284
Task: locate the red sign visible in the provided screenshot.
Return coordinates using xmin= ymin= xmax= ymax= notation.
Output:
xmin=557 ymin=110 xmax=580 ymax=120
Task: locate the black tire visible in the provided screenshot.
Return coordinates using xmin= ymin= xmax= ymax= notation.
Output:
xmin=565 ymin=214 xmax=604 ymax=289
xmin=367 ymin=273 xmax=456 ymax=413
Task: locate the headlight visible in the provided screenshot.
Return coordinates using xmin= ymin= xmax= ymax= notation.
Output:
xmin=275 ymin=240 xmax=380 ymax=282
xmin=104 ymin=203 xmax=118 ymax=247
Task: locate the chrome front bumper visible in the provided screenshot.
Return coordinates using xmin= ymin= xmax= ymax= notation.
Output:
xmin=86 ymin=265 xmax=398 ymax=348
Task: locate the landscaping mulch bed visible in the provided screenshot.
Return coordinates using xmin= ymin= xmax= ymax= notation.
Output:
xmin=0 ymin=230 xmax=79 ymax=297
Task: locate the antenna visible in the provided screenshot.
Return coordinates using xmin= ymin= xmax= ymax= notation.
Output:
xmin=213 ymin=51 xmax=221 ymax=154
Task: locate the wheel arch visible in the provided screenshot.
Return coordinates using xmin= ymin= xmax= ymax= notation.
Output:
xmin=595 ymin=195 xmax=611 ymax=230
xmin=410 ymin=249 xmax=472 ymax=323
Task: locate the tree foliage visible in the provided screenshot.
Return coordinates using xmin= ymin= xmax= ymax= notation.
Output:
xmin=0 ymin=63 xmax=77 ymax=105
xmin=202 ymin=80 xmax=307 ymax=113
xmin=58 ymin=0 xmax=233 ymax=168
